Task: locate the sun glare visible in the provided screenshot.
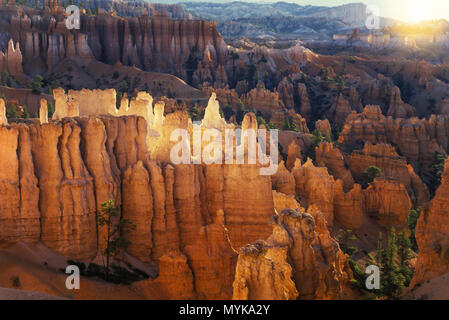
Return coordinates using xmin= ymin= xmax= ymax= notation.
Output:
xmin=405 ymin=1 xmax=433 ymax=22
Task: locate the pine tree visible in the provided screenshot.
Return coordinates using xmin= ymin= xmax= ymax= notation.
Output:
xmin=236 ymin=101 xmax=245 ymax=124
xmin=96 ymin=199 xmax=136 ymax=280
xmin=397 ymin=230 xmax=413 ymax=286
xmin=282 ymin=116 xmax=291 ymax=130
xmin=22 ymin=105 xmax=30 ymax=119
xmin=311 ymin=129 xmax=324 ymax=148
xmin=337 ymin=229 xmax=358 ymax=256
xmin=362 ymin=166 xmax=382 ymax=187
xmin=188 ymin=105 xmax=201 ymax=122
xmin=376 ymin=232 xmax=383 ymax=264
xmin=47 ymin=100 xmax=54 ymax=118
xmin=379 ymin=228 xmax=406 ymax=299
xmin=407 ymin=208 xmax=421 ymax=250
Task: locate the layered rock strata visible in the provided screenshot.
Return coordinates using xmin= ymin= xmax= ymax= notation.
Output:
xmin=1 ymin=7 xmax=227 ymax=76
xmin=0 ymin=104 xmax=276 ymax=300
xmin=232 ymin=208 xmax=355 ymax=300
xmin=348 ymin=142 xmax=429 ymax=205
xmin=338 ymin=105 xmax=446 ymax=173
xmin=411 ymin=159 xmax=449 ymax=287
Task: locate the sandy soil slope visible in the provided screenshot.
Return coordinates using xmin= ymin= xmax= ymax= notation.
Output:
xmin=0 ymin=242 xmax=164 ymax=300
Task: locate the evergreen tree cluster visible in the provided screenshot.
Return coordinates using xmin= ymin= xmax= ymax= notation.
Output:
xmin=361 ymin=166 xmax=382 ymax=187
xmin=375 ymin=228 xmax=414 ymax=299
xmin=407 ymin=208 xmax=421 ymax=251
xmin=345 ymin=227 xmax=414 ymax=300
xmin=429 ymin=151 xmax=447 ymax=195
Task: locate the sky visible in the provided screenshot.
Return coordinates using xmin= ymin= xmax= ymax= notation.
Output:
xmin=294 ymin=0 xmax=449 ymax=22
xmin=164 ymin=0 xmax=449 ymax=22
xmin=276 ymin=0 xmax=449 ymax=22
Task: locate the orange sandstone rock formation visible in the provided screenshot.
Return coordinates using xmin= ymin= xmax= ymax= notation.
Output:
xmin=0 ymin=99 xmax=8 ymax=125
xmin=39 ymin=99 xmax=48 ymax=124
xmin=233 ymin=208 xmax=354 ymax=300
xmin=277 ymin=77 xmax=295 ymax=109
xmin=297 ymin=83 xmax=311 ymax=118
xmin=348 ymin=142 xmax=429 ymax=205
xmin=8 ymin=9 xmax=226 ymax=76
xmin=412 ymin=159 xmax=449 ymax=287
xmin=272 ymin=190 xmax=301 ymax=213
xmin=0 ymin=39 xmax=24 ymax=81
xmin=271 ymin=161 xmax=295 ymax=196
xmin=286 ymin=157 xmax=364 ymax=230
xmin=0 ymin=111 xmax=277 ymax=298
xmin=387 ymin=86 xmax=415 ymax=119
xmin=232 ymin=239 xmax=298 ymax=300
xmin=28 ymin=120 xmax=97 ymax=259
xmin=292 ymin=158 xmax=335 ymax=226
xmin=307 ymin=206 xmax=356 ymax=299
xmin=362 ymin=179 xmax=411 ymax=230
xmin=333 ymin=181 xmax=363 ymax=230
xmin=286 ymin=140 xmax=302 ymax=171
xmin=0 ymin=86 xmax=369 ymax=299
xmin=0 ymin=125 xmax=38 ymax=244
xmin=286 ymin=109 xmax=309 ymax=133
xmin=122 ymin=161 xmax=154 ymax=262
xmin=327 ymin=93 xmax=353 ymax=126
xmin=135 ymin=252 xmax=195 ymax=299
xmin=316 ymin=142 xmax=354 ymax=192
xmin=339 ymin=105 xmax=444 ymax=173
xmin=243 ymin=86 xmax=284 ymax=118
xmin=315 ymin=119 xmax=332 ymax=137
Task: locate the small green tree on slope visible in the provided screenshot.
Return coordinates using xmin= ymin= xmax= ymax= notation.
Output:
xmin=375 ymin=228 xmax=412 ymax=299
xmin=96 ymin=199 xmax=136 ymax=280
xmin=396 ymin=230 xmax=413 ymax=286
xmin=362 ymin=166 xmax=381 ymax=187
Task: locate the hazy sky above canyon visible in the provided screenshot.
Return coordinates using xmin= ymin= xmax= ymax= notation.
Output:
xmin=167 ymin=0 xmax=449 ymax=22
xmin=296 ymin=0 xmax=449 ymax=22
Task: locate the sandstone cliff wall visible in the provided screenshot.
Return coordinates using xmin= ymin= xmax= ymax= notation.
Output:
xmin=412 ymin=159 xmax=449 ymax=287
xmin=348 ymin=142 xmax=429 ymax=206
xmin=339 ymin=105 xmax=448 ymax=176
xmin=0 ymin=85 xmax=368 ymax=300
xmin=232 ymin=208 xmax=355 ymax=300
xmin=0 ymin=39 xmax=24 ymax=81
xmin=0 ymin=7 xmax=227 ymax=76
xmin=0 ymin=103 xmax=276 ymax=299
